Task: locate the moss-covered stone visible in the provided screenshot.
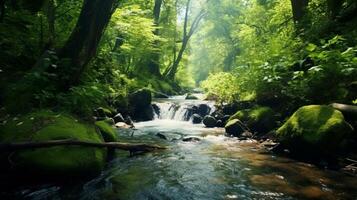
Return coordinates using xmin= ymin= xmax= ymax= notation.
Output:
xmin=225 ymin=119 xmax=245 ymax=137
xmin=229 ymin=106 xmax=275 ymax=133
xmin=0 ymin=110 xmax=107 ymax=178
xmin=276 ymin=105 xmax=354 ymax=155
xmin=95 ymin=120 xmax=117 ymax=142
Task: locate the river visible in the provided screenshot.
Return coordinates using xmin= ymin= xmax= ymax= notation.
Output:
xmin=2 ymin=96 xmax=357 ymax=199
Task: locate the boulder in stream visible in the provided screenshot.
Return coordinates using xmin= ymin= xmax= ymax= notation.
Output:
xmin=129 ymin=88 xmax=154 ymax=121
xmin=229 ymin=106 xmax=275 ymax=134
xmin=197 ymin=104 xmax=211 ymax=116
xmin=225 ymin=119 xmax=246 ymax=137
xmin=203 ymin=115 xmax=217 ymax=128
xmin=192 ymin=114 xmax=203 ymax=124
xmin=182 ymin=137 xmax=201 ymax=142
xmin=276 ymin=105 xmax=354 ymax=157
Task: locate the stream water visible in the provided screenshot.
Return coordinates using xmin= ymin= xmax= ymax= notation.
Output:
xmin=3 ymin=96 xmax=357 ymax=200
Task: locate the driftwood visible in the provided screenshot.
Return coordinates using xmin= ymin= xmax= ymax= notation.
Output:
xmin=330 ymin=103 xmax=357 ymax=118
xmin=0 ymin=139 xmax=167 ymax=153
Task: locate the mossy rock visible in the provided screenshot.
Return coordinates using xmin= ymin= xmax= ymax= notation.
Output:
xmin=225 ymin=119 xmax=245 ymax=137
xmin=276 ymin=105 xmax=354 ymax=156
xmin=0 ymin=110 xmax=107 ymax=178
xmin=229 ymin=106 xmax=275 ymax=133
xmin=95 ymin=120 xmax=117 ymax=142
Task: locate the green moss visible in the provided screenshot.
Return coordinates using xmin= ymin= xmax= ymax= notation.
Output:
xmin=229 ymin=106 xmax=275 ymax=133
xmin=0 ymin=110 xmax=106 ymax=177
xmin=95 ymin=120 xmax=117 ymax=142
xmin=276 ymin=105 xmax=353 ymax=153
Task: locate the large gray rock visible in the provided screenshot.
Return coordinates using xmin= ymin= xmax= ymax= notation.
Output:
xmin=203 ymin=115 xmax=217 ymax=128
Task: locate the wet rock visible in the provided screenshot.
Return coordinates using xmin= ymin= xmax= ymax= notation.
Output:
xmin=129 ymin=88 xmax=152 ymax=109
xmin=152 ymin=104 xmax=160 ymax=117
xmin=222 ymin=115 xmax=231 ymax=124
xmin=113 ymin=113 xmax=125 ymax=123
xmin=198 ymin=104 xmax=211 ymax=116
xmin=156 ymin=132 xmax=183 ymax=141
xmin=115 ymin=122 xmax=132 ymax=129
xmin=276 ymin=105 xmax=354 ymax=157
xmin=216 ymin=120 xmax=224 ymax=127
xmin=129 ymin=88 xmax=154 ymax=121
xmin=225 ymin=119 xmax=246 ymax=137
xmin=124 ymin=116 xmax=134 ymax=127
xmin=192 ymin=114 xmax=203 ymax=124
xmin=185 ymin=93 xmax=199 ymax=100
xmin=241 ymin=131 xmax=253 ymax=139
xmin=229 ymin=106 xmax=275 ymax=134
xmin=182 ymin=137 xmax=201 ymax=142
xmin=203 ymin=115 xmax=217 ymax=128
xmin=156 ymin=133 xmax=168 ymax=140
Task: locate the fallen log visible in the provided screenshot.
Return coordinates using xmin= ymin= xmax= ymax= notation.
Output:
xmin=330 ymin=103 xmax=357 ymax=119
xmin=0 ymin=139 xmax=167 ymax=153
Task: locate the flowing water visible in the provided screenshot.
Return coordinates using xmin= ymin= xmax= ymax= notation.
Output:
xmin=3 ymin=96 xmax=357 ymax=200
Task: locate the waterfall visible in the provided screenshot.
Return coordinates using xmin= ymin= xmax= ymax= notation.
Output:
xmin=152 ymin=100 xmax=215 ymax=121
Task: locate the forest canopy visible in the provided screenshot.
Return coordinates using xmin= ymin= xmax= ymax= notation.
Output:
xmin=0 ymin=0 xmax=356 ymax=117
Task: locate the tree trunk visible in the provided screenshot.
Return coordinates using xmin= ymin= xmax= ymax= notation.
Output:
xmin=327 ymin=0 xmax=344 ymax=19
xmin=164 ymin=0 xmax=205 ymax=79
xmin=58 ymin=0 xmax=117 ymax=88
xmin=0 ymin=0 xmax=5 ymax=22
xmin=139 ymin=0 xmax=162 ymax=76
xmin=165 ymin=38 xmax=188 ymax=78
xmin=290 ymin=0 xmax=309 ymax=22
xmin=46 ymin=0 xmax=55 ymax=47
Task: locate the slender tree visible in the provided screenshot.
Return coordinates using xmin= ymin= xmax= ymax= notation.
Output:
xmin=163 ymin=0 xmax=205 ymax=79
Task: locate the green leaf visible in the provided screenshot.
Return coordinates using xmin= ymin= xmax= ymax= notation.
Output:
xmin=306 ymin=43 xmax=317 ymax=52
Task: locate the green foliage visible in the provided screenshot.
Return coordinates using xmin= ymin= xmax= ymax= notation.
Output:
xmin=201 ymin=72 xmax=240 ymax=104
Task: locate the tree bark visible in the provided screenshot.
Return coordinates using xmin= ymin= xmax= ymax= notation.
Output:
xmin=0 ymin=0 xmax=5 ymax=22
xmin=290 ymin=0 xmax=309 ymax=22
xmin=46 ymin=0 xmax=55 ymax=47
xmin=58 ymin=0 xmax=117 ymax=88
xmin=145 ymin=0 xmax=163 ymax=76
xmin=0 ymin=139 xmax=166 ymax=152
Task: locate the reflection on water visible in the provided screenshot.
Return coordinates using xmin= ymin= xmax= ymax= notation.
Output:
xmin=3 ymin=120 xmax=357 ymax=200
